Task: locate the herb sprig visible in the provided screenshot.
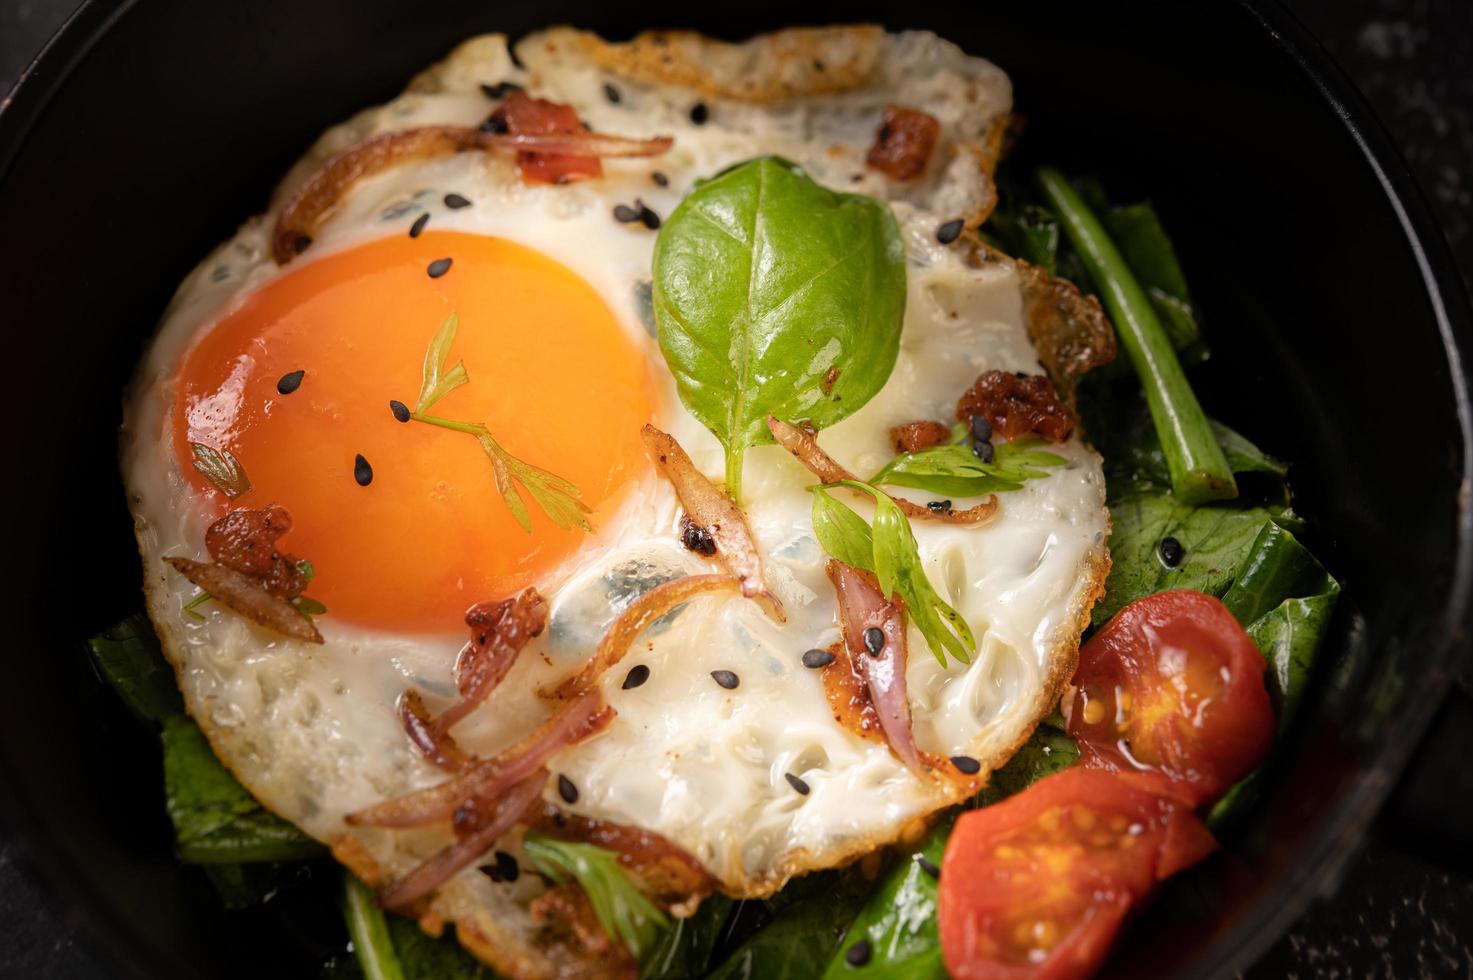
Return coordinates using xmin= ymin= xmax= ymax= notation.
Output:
xmin=522 ymin=834 xmax=670 ymax=962
xmin=810 ymin=480 xmax=976 ymax=666
xmin=190 ymin=443 xmax=251 ymax=499
xmin=870 ymin=433 xmax=1066 ymax=499
xmin=405 ymin=313 xmax=592 ymax=533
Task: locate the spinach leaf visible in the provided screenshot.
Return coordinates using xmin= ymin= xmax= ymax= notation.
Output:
xmin=162 ymin=715 xmax=324 ymax=864
xmin=819 ymin=722 xmax=1079 ymax=979
xmin=1088 ymin=395 xmax=1287 ymax=489
xmin=643 ymin=894 xmax=735 ymax=979
xmin=986 ymin=200 xmax=1061 ymax=273
xmin=653 ymin=156 xmax=906 ymax=500
xmin=706 ymin=870 xmax=874 ymax=980
xmin=523 ymin=835 xmax=671 ymax=963
xmin=1098 ymin=202 xmax=1204 ymax=364
xmin=87 ymin=613 xmax=182 ymax=724
xmin=1248 ymin=590 xmax=1338 ymax=730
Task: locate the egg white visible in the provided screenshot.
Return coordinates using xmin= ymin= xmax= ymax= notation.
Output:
xmin=121 ymin=26 xmax=1108 ymax=977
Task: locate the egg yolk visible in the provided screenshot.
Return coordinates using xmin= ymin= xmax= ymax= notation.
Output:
xmin=174 ymin=231 xmax=656 ymax=632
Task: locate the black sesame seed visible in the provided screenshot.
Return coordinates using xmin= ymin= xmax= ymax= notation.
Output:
xmin=710 ymin=669 xmax=740 ymax=690
xmin=784 ymin=772 xmax=811 ymax=795
xmin=915 ymin=855 xmax=940 ymax=879
xmin=927 ymin=499 xmax=953 ymax=513
xmin=353 ymin=454 xmax=374 ymax=487
xmin=936 ymin=218 xmax=965 ymax=245
xmin=972 ymin=439 xmax=995 ymax=464
xmin=1159 ymin=535 xmax=1185 ymax=568
xmin=689 ymin=102 xmax=709 ymax=125
xmin=638 ymin=202 xmax=662 ymax=230
xmin=479 ymin=113 xmax=510 ymax=134
xmin=970 ymin=415 xmax=993 ymax=442
xmin=480 ymin=81 xmax=523 ymax=99
xmin=950 ymin=755 xmax=982 ymax=775
xmin=276 ymin=370 xmax=305 ymax=395
xmin=408 ymin=212 xmax=430 ymax=238
xmin=292 ymin=233 xmax=313 ymax=255
xmin=427 ymin=257 xmax=453 ymax=278
xmin=801 ymin=648 xmax=835 ymax=669
xmin=622 ymin=664 xmax=651 ymax=690
xmin=613 ymin=203 xmax=640 ymax=224
xmin=845 ymin=939 xmax=872 ymax=967
xmin=389 ymin=399 xmax=411 ymax=423
xmin=444 ymin=192 xmax=472 ymax=210
xmin=652 ymin=171 xmax=669 ymax=187
xmin=557 ymin=774 xmax=579 ymax=804
xmin=482 ymin=849 xmax=520 ymax=883
xmin=603 ymin=82 xmax=623 ymax=104
xmin=863 ymin=627 xmax=886 ymax=657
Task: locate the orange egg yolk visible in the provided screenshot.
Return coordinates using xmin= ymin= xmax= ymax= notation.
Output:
xmin=173 ymin=231 xmax=656 ymax=632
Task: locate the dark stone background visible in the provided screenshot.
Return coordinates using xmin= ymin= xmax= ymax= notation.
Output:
xmin=2 ymin=0 xmax=1470 ymax=976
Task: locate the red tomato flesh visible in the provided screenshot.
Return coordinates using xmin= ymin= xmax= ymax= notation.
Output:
xmin=939 ymin=768 xmax=1217 ymax=980
xmin=1067 ymin=590 xmax=1275 ymax=806
xmin=500 ymin=91 xmax=602 ymax=185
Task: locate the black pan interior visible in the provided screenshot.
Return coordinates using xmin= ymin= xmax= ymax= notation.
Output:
xmin=0 ymin=1 xmax=1467 ymax=977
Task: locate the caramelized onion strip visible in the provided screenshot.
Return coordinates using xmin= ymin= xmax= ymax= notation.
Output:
xmin=544 ymin=574 xmax=742 ymax=700
xmin=398 ymin=690 xmax=471 ymax=772
xmin=765 ymin=416 xmax=997 ymax=526
xmin=348 ymin=690 xmax=611 ymax=829
xmin=273 ymin=126 xmax=673 ymax=264
xmin=640 ymin=425 xmax=785 ymax=622
xmin=376 ymin=769 xmax=547 ymax=911
xmin=165 ymin=557 xmax=323 ymax=644
xmin=827 ymin=560 xmax=922 ymax=771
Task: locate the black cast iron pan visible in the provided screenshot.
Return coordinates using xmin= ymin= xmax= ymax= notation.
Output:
xmin=0 ymin=1 xmax=1469 ymax=976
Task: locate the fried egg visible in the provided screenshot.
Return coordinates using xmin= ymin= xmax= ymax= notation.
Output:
xmin=121 ymin=25 xmax=1108 ymax=978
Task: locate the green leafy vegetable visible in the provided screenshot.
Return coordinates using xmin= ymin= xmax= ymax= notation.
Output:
xmin=809 ymin=483 xmax=976 ymax=666
xmin=986 ymin=198 xmax=1062 ymax=273
xmin=523 ymin=834 xmax=671 ymax=962
xmin=404 ymin=315 xmax=592 ymax=532
xmin=1097 ymin=202 xmax=1205 ymax=365
xmin=87 ymin=613 xmax=182 ymax=724
xmin=870 ymin=438 xmax=1066 ymax=499
xmin=1037 ymin=168 xmax=1235 ymax=504
xmin=162 ymin=714 xmax=324 ymax=864
xmin=202 ymin=861 xmax=307 ymax=909
xmin=323 ymin=915 xmax=496 ymax=980
xmin=706 ymin=870 xmax=874 ymax=980
xmin=643 ymin=894 xmax=735 ymax=979
xmin=653 ymin=156 xmax=906 ymax=501
xmin=342 ymin=873 xmax=406 ymax=980
xmin=821 ymin=722 xmax=1079 ymax=978
xmin=190 ymin=442 xmax=252 ymax=499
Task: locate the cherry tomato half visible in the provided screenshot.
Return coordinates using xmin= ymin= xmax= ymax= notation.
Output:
xmin=938 ymin=768 xmax=1217 ymax=980
xmin=1067 ymin=590 xmax=1275 ymax=806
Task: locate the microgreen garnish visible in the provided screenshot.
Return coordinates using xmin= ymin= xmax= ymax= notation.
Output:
xmin=404 ymin=313 xmax=592 ymax=533
xmin=522 ymin=834 xmax=669 ymax=962
xmin=809 ymin=480 xmax=976 ymax=667
xmin=869 ymin=434 xmax=1066 ymax=499
xmin=189 ymin=443 xmax=251 ymax=499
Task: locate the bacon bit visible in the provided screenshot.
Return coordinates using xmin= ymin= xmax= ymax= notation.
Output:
xmin=764 ymin=416 xmax=998 ymax=526
xmin=204 ymin=505 xmax=308 ymax=597
xmin=348 ymin=690 xmax=612 ymax=829
xmin=528 ymin=804 xmax=716 ymax=913
xmin=377 ymin=769 xmax=546 ymax=912
xmin=499 ymin=91 xmax=600 ymax=185
xmin=545 ymin=574 xmax=742 ymax=700
xmin=817 ymin=640 xmax=885 ymax=746
xmin=866 ymin=105 xmax=941 ymax=181
xmin=827 ymin=561 xmax=922 ymax=771
xmin=272 ymin=123 xmax=673 ymax=264
xmin=399 ymin=690 xmax=471 ymax=771
xmin=956 ymin=370 xmax=1076 ymax=443
xmin=640 ymin=425 xmax=785 ymax=622
xmin=889 ymin=420 xmax=951 ymax=455
xmin=165 ymin=557 xmax=323 ymax=644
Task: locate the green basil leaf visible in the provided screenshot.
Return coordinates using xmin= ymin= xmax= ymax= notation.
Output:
xmin=87 ymin=614 xmax=183 ymax=725
xmin=162 ymin=715 xmax=324 ymax=864
xmin=653 ymin=156 xmax=906 ymax=500
xmin=810 ymin=487 xmax=876 ymax=572
xmin=523 ymin=835 xmax=671 ymax=963
xmin=706 ymin=869 xmax=874 ymax=980
xmin=642 ymin=895 xmax=735 ymax=979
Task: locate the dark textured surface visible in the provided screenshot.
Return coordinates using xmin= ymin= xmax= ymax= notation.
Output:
xmin=1 ymin=0 xmax=1471 ymax=977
